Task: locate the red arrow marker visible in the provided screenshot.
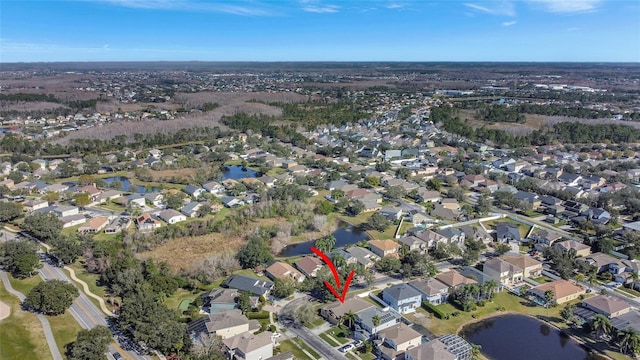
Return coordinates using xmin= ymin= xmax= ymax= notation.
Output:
xmin=311 ymin=246 xmax=355 ymax=303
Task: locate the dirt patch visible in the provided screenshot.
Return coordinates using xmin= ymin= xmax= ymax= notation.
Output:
xmin=138 ymin=232 xmax=245 ymax=272
xmin=0 ymin=300 xmax=10 ymax=321
xmin=148 ymin=168 xmax=198 ymax=181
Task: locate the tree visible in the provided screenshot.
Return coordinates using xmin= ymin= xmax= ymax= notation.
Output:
xmin=74 ymin=193 xmax=91 ymax=208
xmin=372 ymin=314 xmax=381 ymax=327
xmin=42 ymin=191 xmax=60 ymax=203
xmin=292 ymin=303 xmax=316 ymax=326
xmin=367 ymin=212 xmax=391 ymax=232
xmin=618 ymin=327 xmax=640 ymax=356
xmin=77 ymin=174 xmax=95 ymax=186
xmin=426 ymin=178 xmax=441 ymax=191
xmin=25 ymin=279 xmax=78 ymax=315
xmin=376 ymin=257 xmax=402 ymax=274
xmin=544 ymin=289 xmax=555 ymax=307
xmin=0 ymin=239 xmax=40 ymax=278
xmin=0 ymin=202 xmax=23 ymax=222
xmin=315 ymin=200 xmax=335 ymax=215
xmin=118 ymin=290 xmax=187 ymax=354
xmin=560 ymin=304 xmax=576 ymax=324
xmin=23 ymin=212 xmax=63 ymax=243
xmin=272 ymin=278 xmax=296 ymax=299
xmin=314 ymin=235 xmax=336 ymax=253
xmin=474 ymin=192 xmax=492 ymax=215
xmin=385 ymin=185 xmax=406 ymax=200
xmin=50 ymin=235 xmax=86 ymax=265
xmin=67 ymin=325 xmax=112 ymax=360
xmin=237 ymin=291 xmax=252 ymax=314
xmin=331 ymin=189 xmax=345 ymax=200
xmin=341 ymin=310 xmax=357 ymax=330
xmin=591 ymin=314 xmax=613 ymax=340
xmin=346 ymin=200 xmax=365 ymax=216
xmin=447 ymin=186 xmax=465 ymax=202
xmin=236 ymin=234 xmax=273 ymax=269
xmin=165 ymin=192 xmax=186 ymax=210
xmin=494 ymin=243 xmax=511 ymax=256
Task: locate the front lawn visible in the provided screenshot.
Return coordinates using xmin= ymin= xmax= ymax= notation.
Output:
xmin=322 ymin=327 xmax=350 ymax=345
xmin=531 ymin=276 xmax=555 ymax=284
xmin=278 ymin=340 xmax=313 ymax=360
xmin=292 ymin=338 xmax=321 ymax=359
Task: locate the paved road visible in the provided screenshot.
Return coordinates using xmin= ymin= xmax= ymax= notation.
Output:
xmin=0 ymin=270 xmax=63 ymax=360
xmin=280 ymin=296 xmax=347 ymax=360
xmin=38 ymin=261 xmax=150 ymax=360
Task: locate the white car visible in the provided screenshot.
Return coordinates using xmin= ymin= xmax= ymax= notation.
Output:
xmin=272 ymin=332 xmax=282 ymax=338
xmin=340 ymin=344 xmax=355 ymax=353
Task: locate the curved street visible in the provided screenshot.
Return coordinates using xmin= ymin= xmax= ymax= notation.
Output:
xmin=0 ymin=270 xmax=63 ymax=360
xmin=279 ymin=296 xmax=347 ymax=360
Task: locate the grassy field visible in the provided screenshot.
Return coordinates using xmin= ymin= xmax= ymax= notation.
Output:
xmin=322 ymin=328 xmax=350 ymax=345
xmin=47 ymin=311 xmax=82 ymax=356
xmin=482 ymin=219 xmax=531 ymax=239
xmin=164 ymin=288 xmax=197 ymax=311
xmin=8 ymin=274 xmax=42 ymax=295
xmin=531 ymin=276 xmax=555 ymax=284
xmin=0 ymin=280 xmax=53 ymax=360
xmin=67 ymin=262 xmax=106 ymax=299
xmin=292 ymin=338 xmax=321 ymax=359
xmin=319 ymin=333 xmax=340 ymax=347
xmin=279 ymin=339 xmax=313 ymax=360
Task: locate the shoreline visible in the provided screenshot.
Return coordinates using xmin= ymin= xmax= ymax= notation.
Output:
xmin=456 ymin=311 xmax=619 ymax=360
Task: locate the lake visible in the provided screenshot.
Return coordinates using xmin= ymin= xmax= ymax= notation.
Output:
xmin=103 ymin=176 xmax=159 ymax=193
xmin=461 ymin=314 xmax=600 ymax=360
xmin=220 ymin=165 xmax=259 ymax=180
xmin=280 ymin=221 xmax=371 ymax=257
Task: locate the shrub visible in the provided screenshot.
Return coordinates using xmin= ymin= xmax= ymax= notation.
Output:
xmin=422 ymin=302 xmax=449 ymax=320
xmin=246 ymin=311 xmax=270 ymax=319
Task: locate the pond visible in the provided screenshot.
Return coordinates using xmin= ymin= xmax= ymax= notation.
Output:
xmin=220 ymin=165 xmax=259 ymax=180
xmin=103 ymin=176 xmax=160 ymax=194
xmin=280 ymin=221 xmax=371 ymax=257
xmin=460 ymin=314 xmax=601 ymax=360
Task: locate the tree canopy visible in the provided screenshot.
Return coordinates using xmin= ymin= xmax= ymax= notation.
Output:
xmin=67 ymin=325 xmax=113 ymax=360
xmin=25 ymin=279 xmax=79 ymax=315
xmin=23 ymin=212 xmax=63 ymax=243
xmin=0 ymin=239 xmax=40 ymax=278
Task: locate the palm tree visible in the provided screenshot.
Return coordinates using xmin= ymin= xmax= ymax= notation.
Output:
xmin=618 ymin=327 xmax=640 ymax=356
xmin=485 ymin=280 xmax=499 ymax=300
xmin=341 ymin=311 xmax=357 ymax=330
xmin=544 ymin=289 xmax=555 ymax=307
xmin=591 ymin=314 xmax=613 ymax=340
xmin=372 ymin=314 xmax=381 ymax=328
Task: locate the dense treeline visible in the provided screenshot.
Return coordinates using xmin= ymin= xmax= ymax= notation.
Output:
xmin=0 ymin=93 xmax=60 ymax=102
xmin=276 ymin=102 xmax=368 ymax=129
xmin=475 ymin=105 xmax=525 ymax=123
xmin=433 ymin=105 xmax=640 ymax=147
xmin=221 ymin=113 xmax=310 ymax=147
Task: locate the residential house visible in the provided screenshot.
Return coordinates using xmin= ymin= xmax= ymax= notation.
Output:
xmin=321 ymin=297 xmax=374 ymax=325
xmin=220 ymin=196 xmax=244 ymax=208
xmin=224 ymin=275 xmax=274 ymax=297
xmin=502 ymin=255 xmax=543 ymax=278
xmin=78 ymin=216 xmax=109 ymax=234
xmin=440 ymin=198 xmax=461 ymax=211
xmin=559 ymin=173 xmax=583 ymax=186
xmin=345 ymin=246 xmax=379 ymax=269
xmin=60 ymin=214 xmax=87 ymax=228
xmin=265 ymin=261 xmax=305 ymax=283
xmin=483 ymin=258 xmax=524 ymax=285
xmin=184 ymin=184 xmax=204 ymax=199
xmin=375 ymin=323 xmax=422 ymax=360
xmin=408 ymin=278 xmax=449 ymax=305
xmin=436 ymin=228 xmax=465 ymax=247
xmin=582 ymin=295 xmax=631 ymax=319
xmin=382 ymin=284 xmax=422 ymax=314
xmin=437 ymin=334 xmax=473 ymax=360
xmin=181 ymin=201 xmax=204 ymax=218
xmin=159 ymin=209 xmax=187 ymax=224
xmin=554 ymin=240 xmax=591 ymax=257
xmin=76 ymin=185 xmax=102 ymax=202
xmin=144 ymin=192 xmax=164 ymax=207
xmin=380 ymin=206 xmax=403 ymax=221
xmin=415 ymin=229 xmax=449 ymax=248
xmin=203 ymin=181 xmax=225 ymax=195
xmin=585 ymin=207 xmax=611 ymax=225
xmin=430 ymin=204 xmax=462 ymax=221
xmin=435 ymin=270 xmax=477 ymax=289
xmin=415 ymin=189 xmax=442 ymax=203
xmin=528 ymin=280 xmax=585 ymax=305
xmin=104 ymin=217 xmax=130 ymax=234
xmin=119 ymin=194 xmax=146 ymax=208
xmin=22 ymin=199 xmax=48 ymax=212
xmin=404 ymin=340 xmax=456 ymax=360
xmin=495 ymin=223 xmax=521 ymax=243
xmin=369 ymin=240 xmax=402 ymax=258
xmin=515 ymin=191 xmax=541 ymax=209
xmin=530 ymin=230 xmax=563 ymax=251
xmin=294 ymin=256 xmax=324 ymax=278
xmin=42 ymin=183 xmax=69 ymax=194
xmin=188 ymin=309 xmax=260 ymax=340
xmin=202 ymin=288 xmax=240 ymax=314
xmin=398 ymin=236 xmax=428 ymax=254
xmin=355 ymin=306 xmax=403 ymax=337
xmin=223 ymin=331 xmax=273 ymax=360
xmin=136 ymin=213 xmax=161 ymax=231
xmin=460 ymin=225 xmax=492 ymax=244
xmin=581 ymin=253 xmax=622 ymax=274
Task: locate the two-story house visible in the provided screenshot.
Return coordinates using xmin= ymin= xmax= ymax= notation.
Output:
xmin=407 ymin=278 xmax=449 ymax=305
xmin=382 ymin=284 xmax=422 ymax=314
xmin=483 ymin=258 xmax=524 ymax=285
xmin=368 ymin=240 xmax=401 ymax=258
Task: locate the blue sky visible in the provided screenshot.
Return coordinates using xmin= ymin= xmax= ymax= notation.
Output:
xmin=1 ymin=0 xmax=639 ymax=62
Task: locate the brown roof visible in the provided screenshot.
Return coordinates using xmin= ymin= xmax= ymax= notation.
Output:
xmin=436 ymin=270 xmax=477 ymax=288
xmin=531 ymin=280 xmax=584 ymax=301
xmin=223 ymin=331 xmax=273 ymax=354
xmin=294 ymin=256 xmax=323 ymax=275
xmin=377 ymin=323 xmax=422 ymax=345
xmin=369 ymin=240 xmax=401 ymax=252
xmin=205 ymin=309 xmax=250 ymax=333
xmin=583 ymin=295 xmax=630 ymax=316
xmin=502 ymin=255 xmax=542 ymax=270
xmin=556 ymin=240 xmax=590 ymax=252
xmin=323 ymin=297 xmax=373 ymax=318
xmin=406 ymin=340 xmax=456 ymax=360
xmin=80 ymin=216 xmax=109 ymax=229
xmin=265 ymin=262 xmax=304 ymax=280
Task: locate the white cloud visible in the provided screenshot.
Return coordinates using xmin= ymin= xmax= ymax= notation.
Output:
xmin=302 ymin=4 xmax=339 ymax=13
xmin=464 ymin=1 xmax=516 ymax=16
xmin=97 ymin=0 xmax=273 ymax=16
xmin=386 ymin=3 xmax=405 ymax=9
xmin=528 ymin=0 xmax=603 ymax=13
xmin=502 ymin=20 xmax=517 ymax=26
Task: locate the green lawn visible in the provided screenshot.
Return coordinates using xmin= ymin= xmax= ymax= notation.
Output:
xmin=322 ymin=328 xmax=350 ymax=345
xmin=319 ymin=333 xmax=340 ymax=347
xmin=531 ymin=276 xmax=555 ymax=284
xmin=345 ymin=353 xmax=359 ymax=360
xmin=357 ymin=352 xmax=376 ymax=360
xmin=8 ymin=274 xmax=42 ymax=295
xmin=164 ymin=288 xmax=198 ymax=311
xmin=279 ymin=340 xmax=313 ymax=360
xmin=67 ymin=262 xmax=106 ymax=298
xmin=47 ymin=311 xmax=82 ymax=356
xmin=0 ymin=280 xmax=53 ymax=360
xmin=292 ymin=337 xmax=321 ymax=359
xmin=425 ymin=291 xmax=575 ymax=336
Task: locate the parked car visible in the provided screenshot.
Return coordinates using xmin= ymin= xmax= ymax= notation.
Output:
xmin=112 ymin=352 xmax=123 ymax=360
xmin=339 ymin=344 xmax=355 ymax=353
